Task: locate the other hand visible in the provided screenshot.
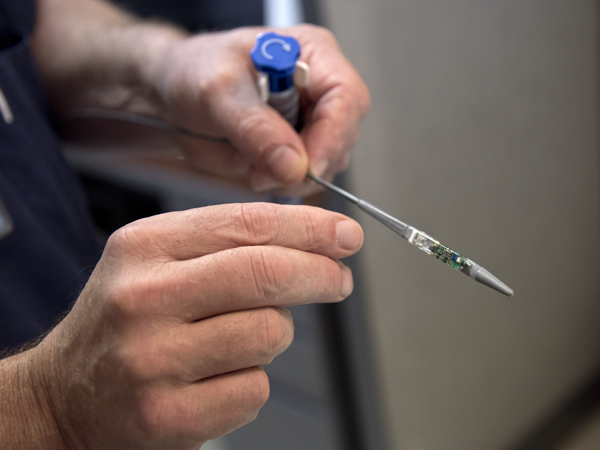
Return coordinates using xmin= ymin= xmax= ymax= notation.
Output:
xmin=30 ymin=203 xmax=363 ymax=449
xmin=154 ymin=25 xmax=371 ymax=195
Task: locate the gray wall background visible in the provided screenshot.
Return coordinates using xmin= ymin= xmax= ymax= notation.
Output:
xmin=320 ymin=1 xmax=600 ymax=449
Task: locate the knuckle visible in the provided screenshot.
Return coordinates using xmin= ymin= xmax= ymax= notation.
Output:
xmin=106 ymin=223 xmax=135 ymax=254
xmin=104 ymin=272 xmax=163 ymax=319
xmin=119 ymin=339 xmax=168 ymax=384
xmin=295 ymin=206 xmax=336 ymax=252
xmin=106 ymin=219 xmax=156 ymax=260
xmin=299 ymin=207 xmax=324 ymax=247
xmin=199 ymin=63 xmax=239 ymax=104
xmin=198 ymin=368 xmax=271 ymax=441
xmin=135 ymin=390 xmax=176 ymax=441
xmin=104 ymin=279 xmax=140 ymax=318
xmin=105 ymin=279 xmax=142 ymax=318
xmin=248 ymin=247 xmax=288 ymax=302
xmin=232 ymin=203 xmax=279 ymax=244
xmin=253 ymin=308 xmax=291 ymax=358
xmin=235 ymin=108 xmax=273 ymax=159
xmin=246 ymin=367 xmax=270 ymax=413
xmin=136 ymin=389 xmax=210 ymax=442
xmin=328 ymin=259 xmax=347 ymax=296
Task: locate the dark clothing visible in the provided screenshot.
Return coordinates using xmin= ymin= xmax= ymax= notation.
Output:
xmin=0 ymin=1 xmax=102 ymax=350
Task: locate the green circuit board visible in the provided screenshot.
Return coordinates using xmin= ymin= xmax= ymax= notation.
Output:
xmin=430 ymin=242 xmax=470 ymax=271
xmin=410 ymin=230 xmax=472 ymax=272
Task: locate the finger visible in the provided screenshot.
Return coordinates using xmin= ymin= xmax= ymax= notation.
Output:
xmin=138 ymin=366 xmax=269 ymax=444
xmin=206 ymin=78 xmax=309 ymax=191
xmin=111 ymin=203 xmax=363 ymax=262
xmin=127 ymin=307 xmax=293 ymax=383
xmin=181 ymin=245 xmax=353 ymax=319
xmin=135 ymin=246 xmax=353 ymax=321
xmin=301 ymin=98 xmax=358 ymax=177
xmin=186 ymin=307 xmax=293 ymax=380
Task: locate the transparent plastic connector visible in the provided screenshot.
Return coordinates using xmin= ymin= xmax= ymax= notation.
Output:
xmin=408 ymin=229 xmax=472 ymax=272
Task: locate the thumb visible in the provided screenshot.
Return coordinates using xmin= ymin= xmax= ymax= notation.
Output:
xmin=214 ymin=93 xmax=309 ymax=192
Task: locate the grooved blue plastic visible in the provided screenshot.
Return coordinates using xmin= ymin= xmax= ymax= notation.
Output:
xmin=250 ymin=32 xmax=301 ymax=92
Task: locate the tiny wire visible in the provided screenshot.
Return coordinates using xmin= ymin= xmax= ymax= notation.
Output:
xmin=306 ymin=172 xmax=359 ymax=203
xmin=63 ymin=109 xmax=409 ymax=236
xmin=61 ymin=108 xmax=228 ymax=143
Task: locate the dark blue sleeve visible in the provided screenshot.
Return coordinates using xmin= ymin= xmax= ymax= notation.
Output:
xmin=0 ymin=3 xmax=103 ymax=351
xmin=0 ymin=0 xmax=36 ymax=34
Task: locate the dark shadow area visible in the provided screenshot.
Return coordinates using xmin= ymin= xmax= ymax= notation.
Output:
xmin=510 ymin=366 xmax=600 ymax=450
xmin=79 ymin=173 xmax=162 ymax=236
xmin=111 ymin=0 xmax=263 ymax=31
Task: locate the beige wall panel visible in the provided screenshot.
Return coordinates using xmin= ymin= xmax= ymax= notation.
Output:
xmin=321 ymin=1 xmax=600 ymax=449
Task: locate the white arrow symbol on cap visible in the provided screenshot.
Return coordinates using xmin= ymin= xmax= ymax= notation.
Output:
xmin=261 ymin=38 xmax=292 ymax=61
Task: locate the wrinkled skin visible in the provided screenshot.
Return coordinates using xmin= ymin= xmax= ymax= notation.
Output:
xmin=24 ymin=204 xmax=363 ymax=449
xmin=153 ymin=25 xmax=371 ymax=195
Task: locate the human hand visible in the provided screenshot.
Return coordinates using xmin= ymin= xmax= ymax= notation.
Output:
xmin=32 ymin=1 xmax=368 ymax=194
xmin=29 ymin=203 xmax=363 ymax=449
xmin=153 ymin=24 xmax=371 ymax=195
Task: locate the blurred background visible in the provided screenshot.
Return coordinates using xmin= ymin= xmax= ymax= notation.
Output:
xmin=69 ymin=1 xmax=600 ymax=449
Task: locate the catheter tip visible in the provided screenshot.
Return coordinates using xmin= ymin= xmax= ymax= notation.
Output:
xmin=475 ymin=267 xmax=514 ymax=297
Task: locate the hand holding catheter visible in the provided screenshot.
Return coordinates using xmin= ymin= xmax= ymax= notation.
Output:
xmin=251 ymin=31 xmax=514 ymax=297
xmin=62 ymin=32 xmax=514 ymax=297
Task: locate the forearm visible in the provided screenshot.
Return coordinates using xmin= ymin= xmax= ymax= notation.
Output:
xmin=32 ymin=0 xmax=187 ymax=116
xmin=0 ymin=349 xmax=66 ymax=450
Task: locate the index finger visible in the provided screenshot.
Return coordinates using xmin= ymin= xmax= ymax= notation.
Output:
xmin=116 ymin=203 xmax=364 ymax=262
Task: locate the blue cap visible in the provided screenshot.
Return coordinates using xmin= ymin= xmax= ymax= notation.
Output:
xmin=250 ymin=32 xmax=301 ymax=93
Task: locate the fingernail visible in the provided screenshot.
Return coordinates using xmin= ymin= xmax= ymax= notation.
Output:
xmin=310 ymin=159 xmax=328 ymax=178
xmin=251 ymin=172 xmax=282 ymax=193
xmin=268 ymin=145 xmax=304 ymax=182
xmin=336 ymin=219 xmax=363 ymax=251
xmin=338 ymin=261 xmax=354 ymax=299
